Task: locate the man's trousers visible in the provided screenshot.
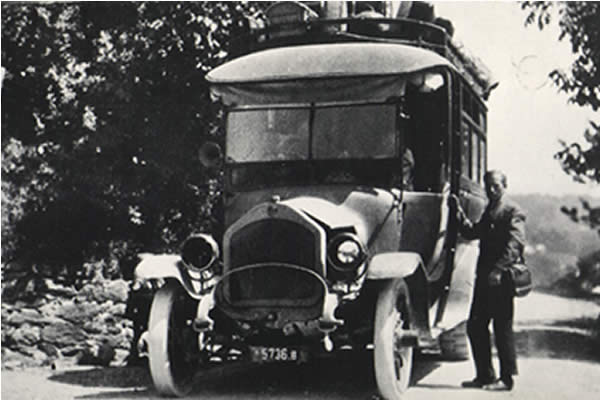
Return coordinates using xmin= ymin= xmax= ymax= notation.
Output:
xmin=466 ymin=272 xmax=517 ymax=382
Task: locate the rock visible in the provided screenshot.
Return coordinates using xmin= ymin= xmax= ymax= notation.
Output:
xmin=82 ymin=320 xmax=105 ymax=334
xmin=79 ymin=280 xmax=129 ymax=303
xmin=6 ymin=308 xmax=50 ymax=325
xmin=105 ymin=327 xmax=134 ymax=350
xmin=55 ymin=300 xmax=103 ymax=324
xmin=121 ymin=319 xmax=134 ymax=329
xmin=97 ymin=342 xmax=116 ymax=366
xmin=18 ymin=346 xmax=49 ymax=364
xmin=60 ymin=345 xmax=84 ymax=357
xmin=2 ymin=326 xmax=16 ymax=346
xmin=77 ymin=341 xmax=115 ymax=367
xmin=39 ymin=343 xmax=60 ymax=358
xmin=104 ymin=280 xmax=129 ymax=303
xmin=1 ymin=303 xmax=13 ymax=323
xmin=39 ymin=302 xmax=61 ymax=318
xmin=10 ymin=323 xmax=41 ymax=346
xmin=41 ymin=321 xmax=87 ymax=347
xmin=43 ymin=279 xmax=77 ymax=297
xmin=1 ymin=348 xmax=38 ymax=370
xmin=108 ymin=302 xmax=127 ymax=317
xmin=77 ymin=282 xmax=103 ymax=303
xmin=113 ymin=348 xmax=129 ymax=366
xmin=107 ymin=324 xmax=122 ymax=335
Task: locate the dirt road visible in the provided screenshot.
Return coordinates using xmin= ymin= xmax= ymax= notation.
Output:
xmin=2 ymin=291 xmax=599 ymax=400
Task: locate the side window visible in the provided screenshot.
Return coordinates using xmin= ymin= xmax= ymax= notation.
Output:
xmin=471 ymin=132 xmax=479 ymax=182
xmin=461 ymin=121 xmax=470 ymax=177
xmin=480 ymin=137 xmax=487 ymax=181
xmin=459 ymin=82 xmax=487 ymax=184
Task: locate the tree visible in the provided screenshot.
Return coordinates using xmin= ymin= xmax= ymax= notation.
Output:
xmin=521 ymin=1 xmax=600 ymax=184
xmin=522 ymin=2 xmax=600 ymax=236
xmin=1 ymin=2 xmax=270 ymax=282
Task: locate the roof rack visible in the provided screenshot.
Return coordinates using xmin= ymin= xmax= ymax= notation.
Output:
xmin=227 ymin=1 xmax=496 ymax=100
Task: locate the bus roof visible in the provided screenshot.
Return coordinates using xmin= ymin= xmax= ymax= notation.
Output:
xmin=206 ymin=42 xmax=453 ymax=84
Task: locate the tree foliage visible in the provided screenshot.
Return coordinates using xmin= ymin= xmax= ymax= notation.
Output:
xmin=522 ymin=1 xmax=600 ymax=184
xmin=1 ymin=2 xmax=269 ymax=281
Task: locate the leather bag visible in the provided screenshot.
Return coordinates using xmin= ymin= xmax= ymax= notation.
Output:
xmin=508 ymin=263 xmax=532 ymax=297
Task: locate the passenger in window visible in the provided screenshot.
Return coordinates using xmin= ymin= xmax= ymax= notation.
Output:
xmin=390 ymin=146 xmax=414 ymax=190
xmin=402 ymin=147 xmax=415 ymax=190
xmin=449 ymin=170 xmax=526 ymax=392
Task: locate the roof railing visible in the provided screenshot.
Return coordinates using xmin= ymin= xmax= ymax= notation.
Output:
xmin=227 ymin=16 xmax=493 ymax=99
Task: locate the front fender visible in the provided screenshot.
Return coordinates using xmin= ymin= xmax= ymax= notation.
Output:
xmin=134 ymin=254 xmax=200 ymax=298
xmin=366 ymin=252 xmax=425 ymax=280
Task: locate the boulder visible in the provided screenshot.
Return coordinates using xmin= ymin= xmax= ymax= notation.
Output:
xmin=102 ymin=280 xmax=129 ymax=303
xmin=77 ymin=341 xmax=116 ymax=367
xmin=39 ymin=342 xmax=60 ymax=358
xmin=1 ymin=348 xmax=39 ymax=370
xmin=78 ymin=279 xmax=129 ymax=303
xmin=43 ymin=279 xmax=77 ymax=297
xmin=41 ymin=321 xmax=87 ymax=347
xmin=10 ymin=323 xmax=41 ymax=346
xmin=55 ymin=300 xmax=103 ymax=324
xmin=107 ymin=302 xmax=127 ymax=317
xmin=6 ymin=308 xmax=50 ymax=326
xmin=82 ymin=320 xmax=105 ymax=334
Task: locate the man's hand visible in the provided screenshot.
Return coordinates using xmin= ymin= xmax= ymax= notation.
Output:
xmin=448 ymin=194 xmax=465 ymax=221
xmin=488 ymin=268 xmax=503 ymax=286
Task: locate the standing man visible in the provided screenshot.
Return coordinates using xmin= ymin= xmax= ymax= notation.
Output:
xmin=449 ymin=170 xmax=526 ymax=391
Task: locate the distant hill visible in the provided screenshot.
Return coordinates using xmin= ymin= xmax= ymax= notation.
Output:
xmin=512 ymin=194 xmax=600 ymax=289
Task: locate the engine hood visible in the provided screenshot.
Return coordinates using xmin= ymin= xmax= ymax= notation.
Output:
xmin=224 ymin=186 xmax=402 ymax=254
xmin=283 ymin=196 xmax=367 ymax=237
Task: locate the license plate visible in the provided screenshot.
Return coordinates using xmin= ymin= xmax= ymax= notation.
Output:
xmin=249 ymin=346 xmax=308 ymax=363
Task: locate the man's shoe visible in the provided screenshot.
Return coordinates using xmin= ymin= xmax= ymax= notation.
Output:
xmin=483 ymin=380 xmax=513 ymax=391
xmin=461 ymin=378 xmax=495 ymax=388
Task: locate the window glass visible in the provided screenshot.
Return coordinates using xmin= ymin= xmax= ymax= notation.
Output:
xmin=480 ymin=110 xmax=487 ymax=132
xmin=471 ymin=131 xmax=479 ymax=182
xmin=461 ymin=121 xmax=470 ymax=177
xmin=313 ymin=104 xmax=396 ymax=159
xmin=462 ymin=87 xmax=472 ymax=119
xmin=227 ymin=108 xmax=310 ymax=162
xmin=480 ymin=137 xmax=487 ymax=180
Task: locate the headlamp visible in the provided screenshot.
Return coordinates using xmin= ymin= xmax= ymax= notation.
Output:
xmin=181 ymin=234 xmax=219 ymax=273
xmin=327 ymin=233 xmax=366 ymax=273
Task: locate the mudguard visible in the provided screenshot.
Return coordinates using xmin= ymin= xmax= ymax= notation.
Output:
xmin=366 ymin=252 xmax=425 ymax=280
xmin=134 ymin=254 xmax=200 ymax=298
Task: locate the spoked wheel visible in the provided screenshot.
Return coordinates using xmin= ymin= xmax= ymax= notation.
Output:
xmin=374 ymin=279 xmax=414 ymax=400
xmin=147 ymin=281 xmax=199 ymax=397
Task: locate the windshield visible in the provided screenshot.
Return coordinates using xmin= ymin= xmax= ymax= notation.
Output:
xmin=226 ymin=103 xmax=397 ymax=163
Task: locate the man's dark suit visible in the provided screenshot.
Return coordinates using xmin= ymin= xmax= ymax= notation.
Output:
xmin=458 ymin=195 xmax=526 ymax=384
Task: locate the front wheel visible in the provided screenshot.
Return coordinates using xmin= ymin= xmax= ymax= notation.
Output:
xmin=374 ymin=279 xmax=414 ymax=400
xmin=147 ymin=281 xmax=198 ymax=397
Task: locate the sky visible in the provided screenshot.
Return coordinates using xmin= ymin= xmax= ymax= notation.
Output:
xmin=434 ymin=1 xmax=599 ymax=197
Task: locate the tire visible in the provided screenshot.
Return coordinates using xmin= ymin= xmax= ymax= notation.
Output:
xmin=439 ymin=321 xmax=470 ymax=361
xmin=147 ymin=281 xmax=198 ymax=397
xmin=374 ymin=279 xmax=414 ymax=400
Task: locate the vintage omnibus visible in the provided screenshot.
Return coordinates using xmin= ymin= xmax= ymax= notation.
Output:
xmin=133 ymin=2 xmax=495 ymax=398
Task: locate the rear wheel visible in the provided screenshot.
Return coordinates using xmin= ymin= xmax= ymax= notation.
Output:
xmin=147 ymin=281 xmax=198 ymax=397
xmin=374 ymin=279 xmax=414 ymax=400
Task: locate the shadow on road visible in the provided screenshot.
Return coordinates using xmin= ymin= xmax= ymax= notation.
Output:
xmin=46 ymin=323 xmax=600 ymax=399
xmin=48 ymin=366 xmax=151 ymax=388
xmin=516 ymin=322 xmax=600 ymax=363
xmin=48 ymin=350 xmax=448 ymax=399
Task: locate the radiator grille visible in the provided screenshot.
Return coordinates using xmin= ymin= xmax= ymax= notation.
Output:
xmin=230 ymin=219 xmax=316 ymax=270
xmin=225 ymin=219 xmax=321 ymax=304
